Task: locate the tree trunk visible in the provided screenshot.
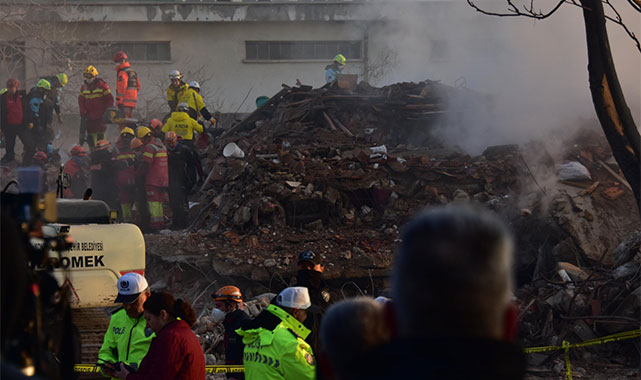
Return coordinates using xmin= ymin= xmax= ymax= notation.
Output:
xmin=580 ymin=0 xmax=640 ymax=212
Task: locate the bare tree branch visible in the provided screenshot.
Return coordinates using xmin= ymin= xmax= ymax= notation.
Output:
xmin=468 ymin=0 xmax=640 ymax=53
xmin=466 ymin=0 xmax=567 ymax=19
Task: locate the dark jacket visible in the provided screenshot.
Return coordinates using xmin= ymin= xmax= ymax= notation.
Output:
xmin=0 ymin=90 xmax=28 ymax=128
xmin=223 ymin=309 xmax=250 ymax=379
xmin=126 ymin=320 xmax=205 ymax=380
xmin=90 ymin=149 xmax=118 ymax=207
xmin=296 ymin=270 xmax=331 ymax=354
xmin=167 ymin=143 xmax=199 ymax=191
xmin=353 ymin=337 xmax=526 ymax=380
xmin=26 ymin=88 xmax=54 ymax=130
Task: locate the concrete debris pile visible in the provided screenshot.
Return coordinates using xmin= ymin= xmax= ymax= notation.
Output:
xmin=191 ymin=80 xmax=512 ymax=236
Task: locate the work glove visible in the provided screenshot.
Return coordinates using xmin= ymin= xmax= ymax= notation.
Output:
xmin=28 ymin=123 xmax=34 ymax=130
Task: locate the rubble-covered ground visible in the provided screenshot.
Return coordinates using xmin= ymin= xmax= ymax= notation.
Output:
xmin=143 ymin=79 xmax=640 ymax=378
xmin=2 ymin=78 xmax=637 ymax=378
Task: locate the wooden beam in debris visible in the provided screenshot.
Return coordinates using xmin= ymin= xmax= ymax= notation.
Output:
xmin=223 ymin=87 xmax=290 ymax=137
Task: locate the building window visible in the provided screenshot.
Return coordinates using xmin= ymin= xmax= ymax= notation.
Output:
xmin=245 ymin=41 xmax=362 ymax=61
xmin=50 ymin=41 xmax=171 ymax=62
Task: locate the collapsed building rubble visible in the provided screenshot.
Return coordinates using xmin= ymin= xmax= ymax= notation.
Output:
xmin=141 ymin=80 xmax=641 ymax=374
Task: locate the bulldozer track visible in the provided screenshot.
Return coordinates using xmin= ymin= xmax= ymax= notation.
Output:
xmin=72 ymin=308 xmax=113 ymax=367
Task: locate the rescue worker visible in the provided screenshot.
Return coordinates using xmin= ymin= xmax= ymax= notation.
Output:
xmin=114 ymin=128 xmax=137 ymax=222
xmin=178 ymin=81 xmax=217 ymax=124
xmin=137 ymin=126 xmax=168 ymax=231
xmin=166 ymin=70 xmax=188 ymax=113
xmin=32 ymin=151 xmax=50 ymax=193
xmin=130 ymin=137 xmax=150 ymax=231
xmin=165 ymin=131 xmax=199 ymax=230
xmin=212 ymin=286 xmax=249 ymax=380
xmin=26 ymin=79 xmax=55 ymax=153
xmin=37 ymin=73 xmax=68 ymax=123
xmin=113 ymin=51 xmax=140 ymax=119
xmin=161 ymin=103 xmax=202 ymax=146
xmin=237 ymin=287 xmax=316 ymax=380
xmin=296 ymin=249 xmax=331 ymax=354
xmin=62 ymin=145 xmax=90 ymax=198
xmin=90 ymin=139 xmax=118 ymax=210
xmin=0 ymin=78 xmax=33 ymax=164
xmin=149 ymin=118 xmax=164 ymax=140
xmin=325 ymin=54 xmax=346 ymax=83
xmin=98 ymin=272 xmax=154 ymax=379
xmin=79 ymin=65 xmax=113 ymax=150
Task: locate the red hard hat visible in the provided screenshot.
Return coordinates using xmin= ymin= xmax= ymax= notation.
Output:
xmin=71 ymin=145 xmax=87 ymax=157
xmin=113 ymin=51 xmax=128 ymax=63
xmin=33 ymin=151 xmax=48 ymax=163
xmin=150 ymin=118 xmax=163 ymax=130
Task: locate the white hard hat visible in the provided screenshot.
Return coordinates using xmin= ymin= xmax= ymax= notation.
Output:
xmin=169 ymin=70 xmax=183 ymax=79
xmin=188 ymin=81 xmax=200 ymax=90
xmin=177 ymin=102 xmax=189 ymax=111
xmin=276 ymin=287 xmax=311 ymax=309
xmin=115 ymin=272 xmax=148 ymax=304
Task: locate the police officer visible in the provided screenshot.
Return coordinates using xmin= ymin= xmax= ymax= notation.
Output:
xmin=236 ymin=287 xmax=316 ymax=380
xmin=98 ymin=272 xmax=154 ymax=379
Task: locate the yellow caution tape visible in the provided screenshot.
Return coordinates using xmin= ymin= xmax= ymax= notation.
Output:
xmin=74 ymin=364 xmax=244 ymax=374
xmin=524 ymin=328 xmax=640 ymax=380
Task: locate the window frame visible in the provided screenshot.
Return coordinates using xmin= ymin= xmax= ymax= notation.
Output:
xmin=244 ymin=40 xmax=364 ymax=63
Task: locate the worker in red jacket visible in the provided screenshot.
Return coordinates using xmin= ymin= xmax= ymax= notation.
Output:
xmin=78 ymin=65 xmax=113 ymax=150
xmin=114 ymin=127 xmax=137 ymax=222
xmin=136 ymin=126 xmax=168 ymax=231
xmin=113 ymin=51 xmax=140 ymax=120
xmin=63 ymin=145 xmax=90 ymax=198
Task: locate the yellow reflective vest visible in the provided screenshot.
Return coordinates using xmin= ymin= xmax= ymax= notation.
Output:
xmin=166 ymin=83 xmax=189 ymax=111
xmin=178 ymin=88 xmax=206 ymax=117
xmin=97 ymin=308 xmax=155 ymax=379
xmin=236 ymin=304 xmax=316 ymax=380
xmin=161 ymin=111 xmax=203 ymax=141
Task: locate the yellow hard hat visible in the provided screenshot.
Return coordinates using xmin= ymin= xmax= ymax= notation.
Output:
xmin=333 ymin=54 xmax=346 ymax=66
xmin=56 ymin=73 xmax=68 ymax=87
xmin=136 ymin=126 xmax=151 ymax=139
xmin=36 ymin=79 xmax=51 ymax=91
xmin=83 ymin=65 xmax=98 ymax=78
xmin=120 ymin=127 xmax=135 ymax=136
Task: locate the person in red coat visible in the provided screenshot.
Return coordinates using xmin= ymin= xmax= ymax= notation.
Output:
xmin=136 ymin=126 xmax=168 ymax=231
xmin=113 ymin=292 xmax=205 ymax=380
xmin=63 ymin=145 xmax=90 ymax=198
xmin=78 ymin=65 xmax=113 ymax=150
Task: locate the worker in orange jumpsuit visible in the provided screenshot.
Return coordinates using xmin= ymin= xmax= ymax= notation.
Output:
xmin=78 ymin=66 xmax=113 ymax=150
xmin=63 ymin=145 xmax=90 ymax=198
xmin=113 ymin=127 xmax=137 ymax=222
xmin=136 ymin=126 xmax=168 ymax=231
xmin=113 ymin=51 xmax=140 ymax=120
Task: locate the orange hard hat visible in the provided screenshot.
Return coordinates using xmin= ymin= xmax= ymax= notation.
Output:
xmin=95 ymin=139 xmax=111 ymax=151
xmin=212 ymin=286 xmax=242 ymax=303
xmin=113 ymin=51 xmax=128 ymax=63
xmin=130 ymin=137 xmax=143 ymax=150
xmin=71 ymin=145 xmax=87 ymax=157
xmin=165 ymin=131 xmax=178 ymax=147
xmin=150 ymin=118 xmax=163 ymax=130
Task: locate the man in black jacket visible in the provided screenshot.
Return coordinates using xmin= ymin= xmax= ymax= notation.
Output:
xmin=0 ymin=78 xmax=33 ymax=164
xmin=212 ymin=286 xmax=249 ymax=380
xmin=355 ymin=205 xmax=526 ymax=380
xmin=296 ymin=250 xmax=331 ymax=354
xmin=165 ymin=131 xmax=200 ymax=229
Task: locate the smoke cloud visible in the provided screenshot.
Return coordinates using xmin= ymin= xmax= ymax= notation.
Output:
xmin=368 ymin=1 xmax=640 ymax=155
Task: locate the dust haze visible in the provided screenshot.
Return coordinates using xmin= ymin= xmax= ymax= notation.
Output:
xmin=368 ymin=1 xmax=640 ymax=155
